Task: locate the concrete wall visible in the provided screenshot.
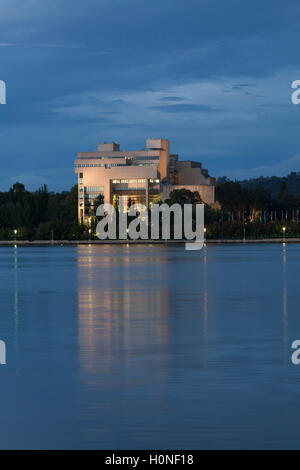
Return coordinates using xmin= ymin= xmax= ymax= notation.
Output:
xmin=174 ymin=161 xmax=215 ymax=186
xmin=146 ymin=139 xmax=170 ymax=182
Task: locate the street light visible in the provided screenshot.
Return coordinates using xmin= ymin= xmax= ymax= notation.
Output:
xmin=204 ymin=227 xmax=207 ymax=242
xmin=14 ymin=229 xmax=17 ymax=243
xmin=282 ymin=226 xmax=286 ymax=242
xmin=89 ymin=228 xmax=91 ymax=242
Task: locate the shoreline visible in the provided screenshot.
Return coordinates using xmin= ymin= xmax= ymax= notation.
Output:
xmin=0 ymin=238 xmax=297 ymax=246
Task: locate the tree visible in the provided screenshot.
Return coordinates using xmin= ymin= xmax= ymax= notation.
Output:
xmin=165 ymin=189 xmax=202 ymax=206
xmin=65 ymin=185 xmax=78 ymax=221
xmin=216 ymin=181 xmax=243 ymax=211
xmin=11 ymin=182 xmax=25 ymax=193
xmin=279 ymin=181 xmax=287 ymax=193
xmin=93 ymin=194 xmax=104 ymax=216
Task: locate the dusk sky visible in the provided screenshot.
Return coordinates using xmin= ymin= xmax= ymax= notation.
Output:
xmin=1 ymin=0 xmax=300 ymax=191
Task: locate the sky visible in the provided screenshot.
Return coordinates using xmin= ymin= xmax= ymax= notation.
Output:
xmin=1 ymin=0 xmax=300 ymax=191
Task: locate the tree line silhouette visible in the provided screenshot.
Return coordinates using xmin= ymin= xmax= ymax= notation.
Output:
xmin=0 ymin=183 xmax=86 ymax=240
xmin=1 ymin=177 xmax=300 ymax=240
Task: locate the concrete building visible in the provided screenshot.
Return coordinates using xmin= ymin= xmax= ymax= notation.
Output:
xmin=74 ymin=139 xmax=215 ymax=223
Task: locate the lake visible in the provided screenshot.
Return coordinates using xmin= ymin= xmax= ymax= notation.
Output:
xmin=0 ymin=243 xmax=300 ymax=449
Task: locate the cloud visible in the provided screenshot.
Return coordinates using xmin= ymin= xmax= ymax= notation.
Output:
xmin=160 ymin=96 xmax=185 ymax=102
xmin=232 ymin=83 xmax=254 ymax=89
xmin=5 ymin=168 xmax=75 ymax=192
xmin=1 ymin=0 xmax=300 ymax=190
xmin=221 ymin=154 xmax=300 ymax=180
xmin=0 ymin=42 xmax=81 ymax=49
xmin=150 ymin=103 xmax=223 ymax=113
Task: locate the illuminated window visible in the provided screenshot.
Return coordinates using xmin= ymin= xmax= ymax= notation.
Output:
xmin=85 ymin=186 xmax=104 ymax=192
xmin=131 ymin=156 xmax=159 ymax=161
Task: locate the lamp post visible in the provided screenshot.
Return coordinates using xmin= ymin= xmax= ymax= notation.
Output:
xmin=243 ymin=226 xmax=246 ymax=242
xmin=89 ymin=228 xmax=91 ymax=242
xmin=14 ymin=229 xmax=17 ymax=244
xmin=204 ymin=227 xmax=207 ymax=242
xmin=282 ymin=226 xmax=286 ymax=242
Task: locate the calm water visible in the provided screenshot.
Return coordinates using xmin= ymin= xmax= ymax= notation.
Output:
xmin=0 ymin=243 xmax=300 ymax=449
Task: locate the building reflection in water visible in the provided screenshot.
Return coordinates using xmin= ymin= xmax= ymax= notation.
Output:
xmin=76 ymin=245 xmax=171 ymax=379
xmin=75 ymin=244 xmax=212 ymax=446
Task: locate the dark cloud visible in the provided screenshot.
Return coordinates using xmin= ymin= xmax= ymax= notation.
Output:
xmin=150 ymin=104 xmax=223 ymax=113
xmin=160 ymin=96 xmax=185 ymax=102
xmin=0 ymin=0 xmax=300 ymax=190
xmin=231 ymin=84 xmax=253 ymax=90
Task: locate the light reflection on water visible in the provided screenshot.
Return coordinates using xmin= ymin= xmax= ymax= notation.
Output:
xmin=77 ymin=245 xmax=171 ymax=375
xmin=282 ymin=244 xmax=288 ymax=353
xmin=1 ymin=244 xmax=300 ymax=448
xmin=14 ymin=246 xmax=19 ymax=348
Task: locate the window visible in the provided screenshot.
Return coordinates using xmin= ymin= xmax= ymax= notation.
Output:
xmin=131 ymin=156 xmax=159 ymax=161
xmin=149 ymin=179 xmax=160 ymax=184
xmin=85 ymin=186 xmax=104 ymax=192
xmin=132 ymin=162 xmax=158 ymax=167
xmin=75 ymin=164 xmax=105 ymax=168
